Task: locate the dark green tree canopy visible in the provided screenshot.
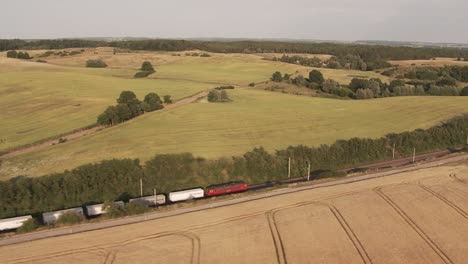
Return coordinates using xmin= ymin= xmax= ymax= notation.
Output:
xmin=461 ymin=86 xmax=468 ymax=96
xmin=140 ymin=61 xmax=155 ymax=72
xmin=144 ymin=92 xmax=163 ymax=112
xmin=308 ymin=70 xmax=324 ymax=85
xmin=117 ymin=91 xmax=137 ymax=104
xmin=271 ymin=71 xmax=283 ymax=82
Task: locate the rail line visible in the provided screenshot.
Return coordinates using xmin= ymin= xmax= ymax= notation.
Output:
xmin=374 ymin=187 xmax=454 ymax=264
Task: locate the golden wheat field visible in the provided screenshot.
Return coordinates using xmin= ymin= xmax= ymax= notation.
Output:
xmin=1 ymin=162 xmax=468 ymax=264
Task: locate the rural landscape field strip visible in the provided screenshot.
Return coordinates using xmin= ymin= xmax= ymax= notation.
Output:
xmin=2 ymin=156 xmax=468 ymax=264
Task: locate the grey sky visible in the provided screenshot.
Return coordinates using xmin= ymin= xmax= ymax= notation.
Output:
xmin=2 ymin=0 xmax=467 ymax=43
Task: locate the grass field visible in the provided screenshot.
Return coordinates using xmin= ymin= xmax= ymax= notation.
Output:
xmin=2 ymin=163 xmax=468 ymax=263
xmin=1 ymin=88 xmax=468 ymax=178
xmin=0 ymin=50 xmax=391 ymax=152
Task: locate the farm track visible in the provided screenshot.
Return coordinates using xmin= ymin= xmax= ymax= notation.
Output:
xmin=373 ymin=187 xmax=454 ymax=264
xmin=417 ymin=184 xmax=468 ymax=220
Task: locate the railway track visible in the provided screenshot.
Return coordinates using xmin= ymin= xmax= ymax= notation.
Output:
xmin=1 ymin=152 xmax=468 ymax=248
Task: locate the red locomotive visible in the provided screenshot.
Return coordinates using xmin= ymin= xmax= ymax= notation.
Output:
xmin=205 ymin=181 xmax=248 ymax=197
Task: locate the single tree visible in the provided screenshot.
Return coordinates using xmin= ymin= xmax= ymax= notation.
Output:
xmin=144 ymin=93 xmax=163 ymax=111
xmin=117 ymin=91 xmax=137 ymax=104
xmin=308 ymin=70 xmax=324 ymax=85
xmin=163 ymin=95 xmax=172 ymax=104
xmin=6 ymin=50 xmax=18 ymax=58
xmin=271 ymin=71 xmax=283 ymax=82
xmin=140 ymin=61 xmax=155 ymax=72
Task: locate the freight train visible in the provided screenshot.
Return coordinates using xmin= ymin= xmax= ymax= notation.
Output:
xmin=0 ymin=181 xmax=249 ymax=231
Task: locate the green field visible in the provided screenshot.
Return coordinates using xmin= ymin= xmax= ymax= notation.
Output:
xmin=0 ymin=50 xmax=390 ymax=151
xmin=2 ymin=88 xmax=468 ymax=179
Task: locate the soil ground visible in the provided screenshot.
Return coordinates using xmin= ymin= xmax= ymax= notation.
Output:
xmin=1 ymin=162 xmax=468 ymax=264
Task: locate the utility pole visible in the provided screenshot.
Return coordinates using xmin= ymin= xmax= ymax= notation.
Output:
xmin=140 ymin=178 xmax=143 ymax=197
xmin=307 ymin=161 xmax=311 ymax=181
xmin=412 ymin=147 xmax=416 ymax=163
xmin=392 ymin=143 xmax=395 ymax=159
xmin=153 ymin=188 xmax=157 ymax=207
xmin=288 ymin=158 xmax=291 ymax=179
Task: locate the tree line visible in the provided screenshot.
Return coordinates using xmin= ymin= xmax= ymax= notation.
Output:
xmin=2 ymin=38 xmax=468 ymax=61
xmin=274 ymin=54 xmax=392 ymax=71
xmin=1 ymin=114 xmax=467 ymax=219
xmin=271 ymin=70 xmax=468 ymax=99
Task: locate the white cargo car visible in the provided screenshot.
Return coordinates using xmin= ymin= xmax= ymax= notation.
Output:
xmin=42 ymin=207 xmax=84 ymax=225
xmin=0 ymin=215 xmax=33 ymax=231
xmin=86 ymin=201 xmax=124 ymax=216
xmin=169 ymin=188 xmax=204 ymax=202
xmin=130 ymin=195 xmax=166 ymax=206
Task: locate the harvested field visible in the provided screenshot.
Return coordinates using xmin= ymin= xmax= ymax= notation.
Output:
xmin=2 ymin=162 xmax=468 ymax=264
xmin=389 ymin=57 xmax=468 ymax=67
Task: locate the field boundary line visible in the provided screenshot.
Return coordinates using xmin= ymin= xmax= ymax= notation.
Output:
xmin=2 ymin=153 xmax=468 ymax=247
xmin=417 ymin=184 xmax=468 ymax=220
xmin=374 ymin=187 xmax=454 ymax=264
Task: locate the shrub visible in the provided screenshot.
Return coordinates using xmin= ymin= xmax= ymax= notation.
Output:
xmin=55 ymin=211 xmax=84 ymax=225
xmin=17 ymin=218 xmax=39 ymax=234
xmin=17 ymin=52 xmax=31 ymax=59
xmin=163 ymin=95 xmax=172 ymax=104
xmin=36 ymin=59 xmax=47 ymax=63
xmin=6 ymin=50 xmax=18 ymax=58
xmin=125 ymin=203 xmax=150 ymax=215
xmin=86 ymin=59 xmax=107 ymax=68
xmin=208 ymin=89 xmax=231 ymax=102
xmin=271 ymin=71 xmax=283 ymax=82
xmin=134 ymin=71 xmax=153 ymax=78
xmin=58 ymin=138 xmax=67 ymax=144
xmin=308 ymin=70 xmax=324 ymax=85
xmin=248 ymin=82 xmax=255 ymax=87
xmin=102 ymin=201 xmax=126 ymax=218
xmin=315 ymin=170 xmax=347 ymax=180
xmin=200 ymin=53 xmax=211 ymax=57
xmin=461 ymin=86 xmax=468 ymax=96
xmin=140 ymin=61 xmax=155 ymax=72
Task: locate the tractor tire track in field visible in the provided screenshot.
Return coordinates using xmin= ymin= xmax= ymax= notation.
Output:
xmin=449 ymin=173 xmax=466 ymax=184
xmin=265 ymin=196 xmax=373 ymax=264
xmin=328 ymin=205 xmax=373 ymax=264
xmin=374 ymin=187 xmax=454 ymax=264
xmin=417 ymin=184 xmax=468 ymax=220
xmin=105 ymin=231 xmax=201 ymax=264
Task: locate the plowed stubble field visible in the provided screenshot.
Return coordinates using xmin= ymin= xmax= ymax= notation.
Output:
xmin=1 ymin=163 xmax=468 ymax=264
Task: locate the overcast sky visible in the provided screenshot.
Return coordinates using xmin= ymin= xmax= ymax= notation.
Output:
xmin=2 ymin=0 xmax=467 ymax=43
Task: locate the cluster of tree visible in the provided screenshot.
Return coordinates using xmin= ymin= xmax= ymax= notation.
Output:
xmin=86 ymin=59 xmax=107 ymax=68
xmin=134 ymin=61 xmax=156 ymax=78
xmin=272 ymin=70 xmax=468 ymax=99
xmin=38 ymin=50 xmax=84 ymax=58
xmin=403 ymin=66 xmax=468 ymax=82
xmin=214 ymin=85 xmax=235 ymax=90
xmin=326 ymin=54 xmax=391 ymax=71
xmin=6 ymin=50 xmax=31 ymax=59
xmin=2 ymin=39 xmax=468 ymax=61
xmin=97 ymin=91 xmax=165 ymax=126
xmin=207 ymin=89 xmax=230 ymax=102
xmin=1 ymin=114 xmax=467 ymax=219
xmin=273 ymin=55 xmax=322 ymax=67
xmin=273 ymin=54 xmax=391 ymax=71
